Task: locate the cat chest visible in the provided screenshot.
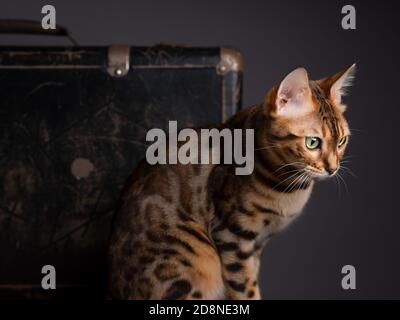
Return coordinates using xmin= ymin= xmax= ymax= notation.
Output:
xmin=247 ymin=184 xmax=313 ymax=216
xmin=249 ymin=187 xmax=314 ymax=244
xmin=277 ymin=186 xmax=314 ymax=217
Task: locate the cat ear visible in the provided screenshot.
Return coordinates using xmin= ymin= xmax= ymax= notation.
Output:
xmin=328 ymin=63 xmax=356 ymax=105
xmin=274 ymin=67 xmax=313 ymax=117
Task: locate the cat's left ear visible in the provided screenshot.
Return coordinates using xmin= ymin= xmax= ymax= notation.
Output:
xmin=325 ymin=63 xmax=356 ymax=107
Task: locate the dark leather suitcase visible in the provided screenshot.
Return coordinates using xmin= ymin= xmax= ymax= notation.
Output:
xmin=0 ymin=20 xmax=243 ymax=299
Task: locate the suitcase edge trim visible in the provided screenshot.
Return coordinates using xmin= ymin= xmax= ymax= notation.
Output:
xmin=220 ymin=47 xmax=243 ymax=121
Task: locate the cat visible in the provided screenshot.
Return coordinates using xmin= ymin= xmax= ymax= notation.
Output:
xmin=107 ymin=64 xmax=355 ymax=300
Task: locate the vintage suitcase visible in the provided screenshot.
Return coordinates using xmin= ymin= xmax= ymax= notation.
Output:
xmin=0 ymin=20 xmax=243 ymax=299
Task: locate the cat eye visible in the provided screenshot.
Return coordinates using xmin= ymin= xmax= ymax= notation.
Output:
xmin=338 ymin=136 xmax=347 ymax=147
xmin=305 ymin=137 xmax=321 ymax=150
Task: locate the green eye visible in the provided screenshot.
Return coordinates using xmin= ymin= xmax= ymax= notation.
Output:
xmin=338 ymin=136 xmax=347 ymax=147
xmin=305 ymin=137 xmax=321 ymax=150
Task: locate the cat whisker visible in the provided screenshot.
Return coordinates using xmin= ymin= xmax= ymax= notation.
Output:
xmin=303 ymin=174 xmax=312 ymax=189
xmin=335 ymin=174 xmax=342 ymax=198
xmin=254 ymin=144 xmax=282 ymax=151
xmin=301 ymin=174 xmax=311 ymax=190
xmin=342 ymin=155 xmax=356 ymax=160
xmin=340 ymin=165 xmax=357 ymax=178
xmin=282 ymin=177 xmax=298 ymax=194
xmin=297 ymin=173 xmax=307 ymax=190
xmin=349 ymin=128 xmax=366 ymax=134
xmin=273 ymin=161 xmax=305 ymax=174
xmin=277 ymin=168 xmax=302 ymax=178
xmin=277 ymin=170 xmax=303 ymax=185
xmin=336 ymin=171 xmax=349 ymax=194
xmin=283 ymin=171 xmax=305 ymax=193
xmin=273 ymin=170 xmax=303 ymax=191
xmin=290 ymin=173 xmax=307 ymax=193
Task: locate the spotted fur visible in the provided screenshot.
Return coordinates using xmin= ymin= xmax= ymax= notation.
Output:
xmin=108 ymin=65 xmax=355 ymax=299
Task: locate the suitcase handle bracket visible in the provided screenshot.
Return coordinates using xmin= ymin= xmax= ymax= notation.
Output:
xmin=107 ymin=45 xmax=130 ymax=77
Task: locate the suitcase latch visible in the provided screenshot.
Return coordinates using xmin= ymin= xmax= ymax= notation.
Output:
xmin=107 ymin=45 xmax=130 ymax=77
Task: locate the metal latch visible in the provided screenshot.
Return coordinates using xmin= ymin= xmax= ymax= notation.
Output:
xmin=107 ymin=45 xmax=130 ymax=77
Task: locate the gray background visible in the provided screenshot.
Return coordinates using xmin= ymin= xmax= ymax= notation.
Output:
xmin=1 ymin=0 xmax=399 ymax=299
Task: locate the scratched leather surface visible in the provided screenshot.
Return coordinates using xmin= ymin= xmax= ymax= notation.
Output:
xmin=0 ymin=46 xmax=241 ymax=297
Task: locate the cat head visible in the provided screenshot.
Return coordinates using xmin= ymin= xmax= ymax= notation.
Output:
xmin=263 ymin=65 xmax=355 ymax=179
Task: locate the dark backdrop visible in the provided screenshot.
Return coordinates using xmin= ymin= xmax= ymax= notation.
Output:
xmin=1 ymin=0 xmax=399 ymax=299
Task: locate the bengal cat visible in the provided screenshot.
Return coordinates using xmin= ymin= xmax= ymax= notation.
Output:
xmin=108 ymin=64 xmax=355 ymax=299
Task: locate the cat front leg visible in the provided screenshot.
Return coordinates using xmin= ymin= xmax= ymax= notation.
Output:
xmin=214 ymin=229 xmax=261 ymax=300
xmin=225 ymin=254 xmax=261 ymax=300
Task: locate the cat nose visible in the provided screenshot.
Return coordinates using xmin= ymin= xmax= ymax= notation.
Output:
xmin=326 ymin=167 xmax=338 ymax=175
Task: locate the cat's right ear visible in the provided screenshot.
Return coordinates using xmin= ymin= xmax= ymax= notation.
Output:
xmin=271 ymin=67 xmax=313 ymax=118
